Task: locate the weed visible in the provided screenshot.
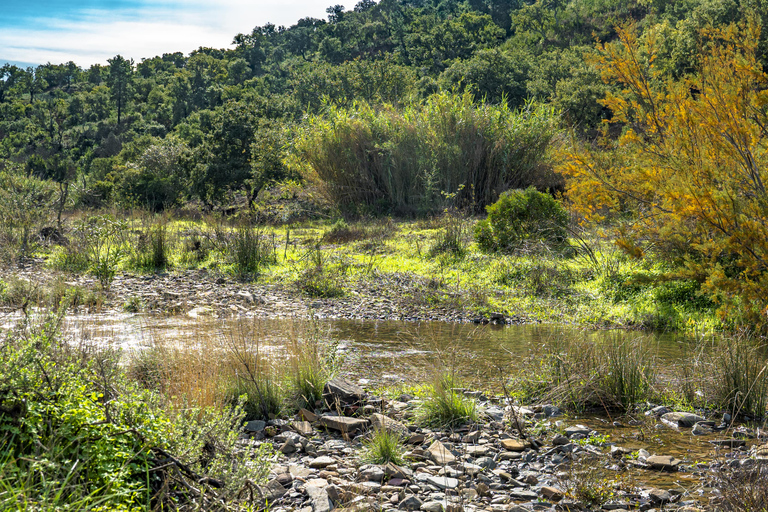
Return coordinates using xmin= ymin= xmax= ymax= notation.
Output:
xmin=427 ymin=210 xmax=469 ymax=259
xmin=418 ymin=374 xmax=478 ymax=428
xmin=287 ymin=321 xmax=343 ymax=409
xmin=127 ymin=217 xmax=172 ymax=271
xmin=223 ymin=224 xmax=277 ymax=277
xmin=558 ymin=458 xmax=615 ymax=508
xmin=361 ymin=428 xmax=407 ymax=465
xmin=123 ymin=295 xmax=143 ymax=313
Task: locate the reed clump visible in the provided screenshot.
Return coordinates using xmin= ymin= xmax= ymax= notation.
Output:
xmin=297 ymin=91 xmax=557 ymax=215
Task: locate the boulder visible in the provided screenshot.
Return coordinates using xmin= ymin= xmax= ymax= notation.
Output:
xmin=661 ymin=412 xmax=705 ymax=428
xmin=323 ymin=377 xmax=365 ymax=407
xmin=318 ymin=415 xmax=369 ymax=434
xmin=370 ymin=413 xmax=411 ymax=438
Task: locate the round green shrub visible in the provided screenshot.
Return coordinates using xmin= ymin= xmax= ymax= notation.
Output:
xmin=475 ymin=187 xmax=568 ymax=253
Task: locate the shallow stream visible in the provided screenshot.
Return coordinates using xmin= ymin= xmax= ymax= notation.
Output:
xmin=51 ymin=313 xmax=762 ymax=499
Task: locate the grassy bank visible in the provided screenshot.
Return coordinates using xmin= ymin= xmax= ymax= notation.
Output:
xmin=1 ymin=210 xmax=724 ymax=335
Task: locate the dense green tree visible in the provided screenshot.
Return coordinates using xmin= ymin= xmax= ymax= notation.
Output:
xmin=107 ymin=55 xmax=133 ymax=124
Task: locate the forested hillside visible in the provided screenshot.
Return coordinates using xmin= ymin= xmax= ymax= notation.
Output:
xmin=2 ymin=0 xmax=765 ymax=215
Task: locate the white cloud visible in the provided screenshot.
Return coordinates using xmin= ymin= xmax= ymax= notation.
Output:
xmin=0 ymin=0 xmax=337 ymax=67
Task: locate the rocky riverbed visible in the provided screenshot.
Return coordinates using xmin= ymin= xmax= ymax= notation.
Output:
xmin=243 ymin=378 xmax=768 ymax=512
xmin=1 ymin=262 xmax=516 ymax=324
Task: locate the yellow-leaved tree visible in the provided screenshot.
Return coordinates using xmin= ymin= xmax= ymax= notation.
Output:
xmin=558 ymin=16 xmax=768 ymax=330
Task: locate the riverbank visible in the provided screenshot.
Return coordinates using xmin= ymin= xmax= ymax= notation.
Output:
xmin=0 ymin=216 xmax=724 ymax=333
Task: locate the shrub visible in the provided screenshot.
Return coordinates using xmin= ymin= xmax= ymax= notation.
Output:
xmin=297 ymin=91 xmax=558 ymax=215
xmin=475 ymin=187 xmax=569 ymax=253
xmin=217 ymin=224 xmax=276 ymax=277
xmin=1 ymin=313 xmax=274 ymax=510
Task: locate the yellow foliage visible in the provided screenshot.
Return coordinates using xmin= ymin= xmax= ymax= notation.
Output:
xmin=558 ymin=16 xmax=768 ymax=330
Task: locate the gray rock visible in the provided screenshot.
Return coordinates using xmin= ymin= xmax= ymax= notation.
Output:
xmin=564 ymin=425 xmax=591 ymax=438
xmin=318 ymin=415 xmax=369 ymax=434
xmin=399 ymin=496 xmax=423 ymax=511
xmin=424 ymin=475 xmax=459 ymax=490
xmin=309 ymin=456 xmax=336 ymax=469
xmin=305 ymin=484 xmax=333 ymax=512
xmin=646 ymin=455 xmax=681 ymax=471
xmin=510 ymin=489 xmax=538 ymax=500
xmin=370 ymin=413 xmax=411 ymax=438
xmin=245 ymin=420 xmax=266 ymax=432
xmin=661 ymin=412 xmax=705 ymax=428
xmin=280 ymin=438 xmax=297 ymax=454
xmin=259 ymin=478 xmax=287 ymax=502
xmin=359 ymin=464 xmax=385 ymax=483
xmin=648 ymin=488 xmax=672 ymax=504
xmin=323 ymin=377 xmax=365 ymax=407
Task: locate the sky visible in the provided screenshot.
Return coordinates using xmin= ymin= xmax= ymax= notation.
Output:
xmin=0 ymin=0 xmax=336 ymax=68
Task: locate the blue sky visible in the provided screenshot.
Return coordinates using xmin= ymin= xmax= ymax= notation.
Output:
xmin=1 ymin=0 xmax=335 ymax=68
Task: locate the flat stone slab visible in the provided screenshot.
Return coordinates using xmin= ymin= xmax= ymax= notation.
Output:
xmin=646 ymin=455 xmax=681 ymax=471
xmin=308 ymin=456 xmax=335 ymax=469
xmin=500 ymin=439 xmax=529 ymax=451
xmin=427 ymin=440 xmax=456 ymax=464
xmin=424 ymin=475 xmax=459 ymax=490
xmin=370 ymin=413 xmax=411 ymax=438
xmin=318 ymin=415 xmax=368 ymax=433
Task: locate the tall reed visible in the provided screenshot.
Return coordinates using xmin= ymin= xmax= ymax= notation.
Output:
xmin=297 ymin=91 xmax=558 ymax=215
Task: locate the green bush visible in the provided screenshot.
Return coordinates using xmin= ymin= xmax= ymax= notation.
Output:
xmin=475 ymin=187 xmax=569 ymax=253
xmin=0 ymin=314 xmax=273 ymax=510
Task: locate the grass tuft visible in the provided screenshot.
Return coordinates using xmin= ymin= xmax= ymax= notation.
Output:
xmin=361 ymin=428 xmax=407 ymax=465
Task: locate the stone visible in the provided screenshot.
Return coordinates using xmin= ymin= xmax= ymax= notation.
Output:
xmin=510 ymin=489 xmax=538 ymax=500
xmin=421 ymin=502 xmax=446 ymax=512
xmin=290 ymin=465 xmax=312 ymax=479
xmin=245 ymin=420 xmax=266 ymax=432
xmin=552 ymin=435 xmax=569 ymax=446
xmin=323 ymin=377 xmax=365 ymax=407
xmin=424 ymin=475 xmax=459 ymax=490
xmin=427 ymin=440 xmax=456 ymax=464
xmin=259 ymin=478 xmax=287 ymax=502
xmin=300 ymin=408 xmax=319 ymax=422
xmin=359 ymin=464 xmax=386 ymax=483
xmin=305 ymin=484 xmax=333 ymax=512
xmin=384 ymin=462 xmax=414 ymax=480
xmin=280 ymin=438 xmax=297 ymax=454
xmin=318 ymin=415 xmax=369 ymax=434
xmin=309 ymin=456 xmax=336 ymax=469
xmin=648 ymin=488 xmax=672 ymax=504
xmin=709 ymin=438 xmax=746 ymax=448
xmin=370 ymin=413 xmax=411 ymax=438
xmin=465 ymin=445 xmax=492 ymax=456
xmin=610 ymin=446 xmax=634 ymax=458
xmin=500 ymin=439 xmax=529 ymax=451
xmin=646 ymin=455 xmax=681 ymax=471
xmin=292 ymin=421 xmax=314 ymax=436
xmin=661 ymin=412 xmax=706 ymax=428
xmin=399 ymin=496 xmax=423 ymax=511
xmin=540 ymin=486 xmax=564 ymax=502
xmin=646 ymin=405 xmax=672 ymax=417
xmin=564 ymin=425 xmax=591 ymax=438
